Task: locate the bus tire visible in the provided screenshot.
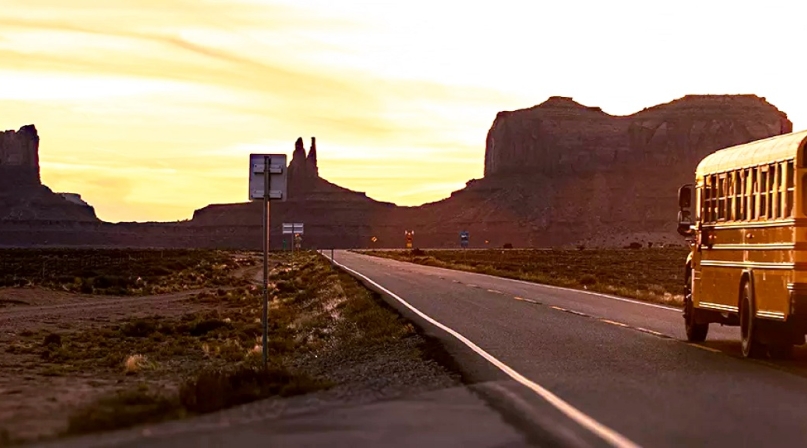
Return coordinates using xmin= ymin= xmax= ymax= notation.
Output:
xmin=684 ymin=270 xmax=708 ymax=342
xmin=740 ymin=280 xmax=766 ymax=359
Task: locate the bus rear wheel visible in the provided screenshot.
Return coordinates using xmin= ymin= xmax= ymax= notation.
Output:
xmin=684 ymin=270 xmax=708 ymax=342
xmin=740 ymin=281 xmax=766 ymax=359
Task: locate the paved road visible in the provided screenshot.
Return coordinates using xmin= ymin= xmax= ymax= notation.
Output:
xmin=330 ymin=250 xmax=807 ymax=448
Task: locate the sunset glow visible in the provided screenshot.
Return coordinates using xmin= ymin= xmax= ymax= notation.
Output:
xmin=1 ymin=0 xmax=805 ymax=222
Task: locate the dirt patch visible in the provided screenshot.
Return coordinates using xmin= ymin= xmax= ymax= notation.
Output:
xmin=0 ymin=252 xmax=259 ymax=444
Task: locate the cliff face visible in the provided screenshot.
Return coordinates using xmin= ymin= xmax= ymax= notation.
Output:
xmin=0 ymin=125 xmax=41 ymax=190
xmin=484 ymin=95 xmax=791 ymax=177
xmin=477 ymin=94 xmax=792 ymax=246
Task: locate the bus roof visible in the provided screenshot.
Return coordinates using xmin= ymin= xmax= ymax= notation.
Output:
xmin=695 ymin=130 xmax=807 ymax=178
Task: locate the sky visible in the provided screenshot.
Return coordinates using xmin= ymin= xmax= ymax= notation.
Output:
xmin=1 ymin=0 xmax=805 ymax=222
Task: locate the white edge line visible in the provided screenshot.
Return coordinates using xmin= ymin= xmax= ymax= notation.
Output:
xmin=351 ymin=250 xmax=681 ymax=312
xmin=328 ymin=253 xmax=641 ymax=448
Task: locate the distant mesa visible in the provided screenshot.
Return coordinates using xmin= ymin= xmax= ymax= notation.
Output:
xmin=484 ymin=94 xmax=790 ymax=177
xmin=0 ymin=94 xmax=793 ymax=248
xmin=0 ymin=125 xmax=97 ymax=223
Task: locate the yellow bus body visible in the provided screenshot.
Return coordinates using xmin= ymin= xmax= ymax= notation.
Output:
xmin=682 ymin=130 xmax=807 ymax=357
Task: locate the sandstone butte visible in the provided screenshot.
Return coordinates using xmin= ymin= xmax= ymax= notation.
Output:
xmin=0 ymin=94 xmax=792 ymax=249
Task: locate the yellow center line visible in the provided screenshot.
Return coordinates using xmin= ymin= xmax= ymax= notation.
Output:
xmin=550 ymin=305 xmax=568 ymax=311
xmin=487 ymin=289 xmax=503 ymax=294
xmin=636 ymin=327 xmax=665 ymax=337
xmin=600 ymin=319 xmax=630 ymax=328
xmin=467 ymin=284 xmax=479 ymax=288
xmin=689 ymin=344 xmax=721 ymax=353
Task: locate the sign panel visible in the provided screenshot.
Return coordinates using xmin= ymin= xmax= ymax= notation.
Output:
xmin=282 ymin=223 xmax=304 ymax=235
xmin=249 ymin=154 xmax=288 ymax=201
xmin=460 ymin=230 xmax=469 ymax=248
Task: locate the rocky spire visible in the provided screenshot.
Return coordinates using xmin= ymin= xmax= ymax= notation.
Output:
xmin=287 ymin=136 xmax=321 ymax=198
xmin=306 ymin=137 xmax=319 ymax=177
xmin=290 ymin=137 xmax=306 ymax=168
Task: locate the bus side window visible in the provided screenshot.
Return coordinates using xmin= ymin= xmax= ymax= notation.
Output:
xmin=733 ymin=171 xmax=742 ymax=220
xmin=704 ymin=176 xmax=712 ymax=223
xmin=772 ymin=163 xmax=778 ymax=218
xmin=779 ymin=161 xmax=787 ymax=219
xmin=750 ymin=168 xmax=758 ymax=220
xmin=741 ymin=168 xmax=748 ymax=220
xmin=726 ymin=173 xmax=734 ymax=221
xmin=719 ymin=174 xmax=725 ymax=221
xmin=803 ymin=173 xmax=807 ymax=218
xmin=786 ymin=160 xmax=795 ymax=217
xmin=759 ymin=166 xmax=768 ymax=219
xmin=711 ymin=174 xmax=718 ymax=222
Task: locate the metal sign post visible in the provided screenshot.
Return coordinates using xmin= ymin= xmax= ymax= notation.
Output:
xmin=249 ymin=153 xmax=287 ymax=366
xmin=262 ymin=158 xmax=270 ymax=367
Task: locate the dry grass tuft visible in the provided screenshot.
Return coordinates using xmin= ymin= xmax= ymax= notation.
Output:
xmin=123 ymin=354 xmax=155 ymax=374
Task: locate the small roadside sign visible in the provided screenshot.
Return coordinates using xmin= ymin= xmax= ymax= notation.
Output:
xmin=460 ymin=231 xmax=469 ymax=248
xmin=282 ymin=223 xmax=304 ymax=235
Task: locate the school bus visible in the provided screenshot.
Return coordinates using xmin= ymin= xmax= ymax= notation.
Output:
xmin=677 ymin=130 xmax=807 ymax=358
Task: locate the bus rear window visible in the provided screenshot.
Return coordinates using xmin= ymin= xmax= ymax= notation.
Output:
xmin=803 ymin=174 xmax=807 ymax=216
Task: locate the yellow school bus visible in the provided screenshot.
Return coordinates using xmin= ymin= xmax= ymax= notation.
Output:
xmin=677 ymin=130 xmax=807 ymax=358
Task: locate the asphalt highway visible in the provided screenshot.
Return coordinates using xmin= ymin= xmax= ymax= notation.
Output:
xmin=331 ymin=250 xmax=807 ymax=448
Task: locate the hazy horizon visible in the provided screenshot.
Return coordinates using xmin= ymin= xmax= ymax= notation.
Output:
xmin=2 ymin=0 xmax=805 ymax=222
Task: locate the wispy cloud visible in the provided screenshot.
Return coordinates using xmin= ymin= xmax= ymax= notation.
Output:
xmin=3 ymin=0 xmax=804 ymax=222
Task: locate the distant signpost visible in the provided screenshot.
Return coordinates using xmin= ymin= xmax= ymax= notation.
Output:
xmin=249 ymin=153 xmax=288 ymax=366
xmin=282 ymin=223 xmax=304 ymax=252
xmin=460 ymin=230 xmax=469 ymax=248
xmin=405 ymin=230 xmax=414 ymax=249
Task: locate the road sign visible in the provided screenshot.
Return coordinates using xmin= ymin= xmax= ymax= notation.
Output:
xmin=249 ymin=154 xmax=288 ymax=201
xmin=247 ymin=152 xmax=287 ymax=368
xmin=460 ymin=230 xmax=469 ymax=248
xmin=405 ymin=230 xmax=414 ymax=249
xmin=282 ymin=223 xmax=304 ymax=235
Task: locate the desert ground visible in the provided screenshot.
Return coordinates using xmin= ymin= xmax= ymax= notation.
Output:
xmin=0 ymin=249 xmax=459 ymax=446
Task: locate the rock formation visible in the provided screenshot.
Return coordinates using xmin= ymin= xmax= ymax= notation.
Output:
xmin=0 ymin=125 xmax=97 ymax=223
xmin=485 ymin=95 xmax=790 ymax=177
xmin=477 ymin=94 xmax=791 ymax=246
xmin=0 ymin=94 xmax=794 ymax=249
xmin=190 ymin=136 xmax=395 ymax=249
xmin=0 ymin=125 xmax=40 ymax=190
